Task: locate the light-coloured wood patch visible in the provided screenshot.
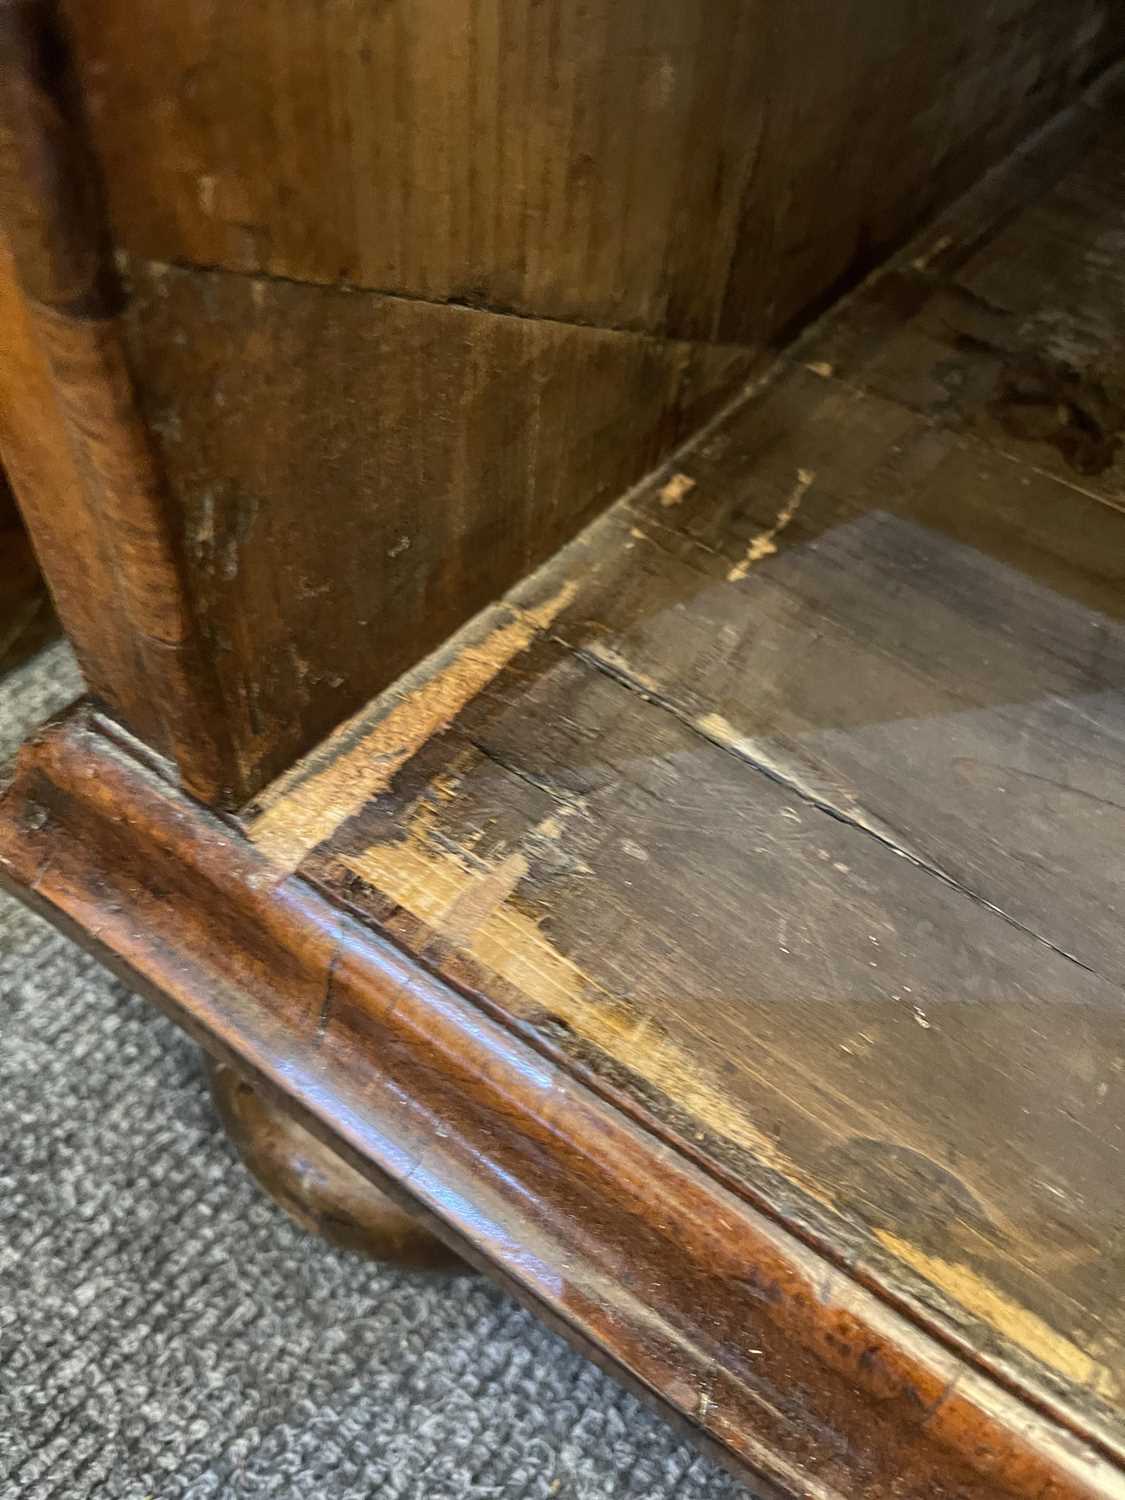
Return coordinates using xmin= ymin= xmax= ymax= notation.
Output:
xmin=876 ymin=1231 xmax=1120 ymax=1402
xmin=248 ymin=582 xmax=576 ymax=869
xmin=340 ymin=808 xmax=794 ymax=1180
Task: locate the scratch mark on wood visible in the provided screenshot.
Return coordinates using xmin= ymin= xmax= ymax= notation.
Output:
xmin=575 ymin=641 xmax=1105 ymax=982
xmin=659 ymin=471 xmax=697 ymax=507
xmin=727 ymin=469 xmax=816 ymax=580
xmin=316 ymin=944 xmax=341 ymax=1046
xmin=340 ymin=818 xmax=801 ymax=1182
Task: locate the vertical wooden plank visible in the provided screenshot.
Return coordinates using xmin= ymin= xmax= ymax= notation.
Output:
xmin=0 ymin=0 xmax=234 ymax=795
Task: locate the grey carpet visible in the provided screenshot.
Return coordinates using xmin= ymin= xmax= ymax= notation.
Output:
xmin=0 ymin=642 xmax=755 ymax=1500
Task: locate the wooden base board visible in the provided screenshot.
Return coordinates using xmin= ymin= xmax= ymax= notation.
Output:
xmin=0 ymin=704 xmax=1120 ymax=1500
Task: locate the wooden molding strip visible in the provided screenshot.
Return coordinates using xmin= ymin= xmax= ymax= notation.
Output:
xmin=0 ymin=0 xmax=235 ymax=800
xmin=1 ymin=705 xmax=1121 ymax=1500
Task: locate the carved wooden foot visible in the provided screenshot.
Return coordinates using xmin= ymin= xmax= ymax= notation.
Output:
xmin=208 ymin=1060 xmax=463 ymax=1270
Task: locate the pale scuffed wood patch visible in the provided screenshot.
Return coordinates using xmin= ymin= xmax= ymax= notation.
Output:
xmin=659 ymin=472 xmax=697 ymax=507
xmin=876 ymin=1231 xmax=1120 ymax=1402
xmin=727 ymin=468 xmax=815 ymax=580
xmin=341 ymin=807 xmax=800 ymax=1183
xmin=248 ymin=582 xmax=577 ymax=869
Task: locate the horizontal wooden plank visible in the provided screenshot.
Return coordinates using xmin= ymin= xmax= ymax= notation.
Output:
xmin=65 ymin=0 xmax=1125 ymax=341
xmin=277 ymin=607 xmax=1125 ymax=1458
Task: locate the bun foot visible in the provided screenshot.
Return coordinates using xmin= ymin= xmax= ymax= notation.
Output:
xmin=208 ymin=1059 xmax=464 ymax=1270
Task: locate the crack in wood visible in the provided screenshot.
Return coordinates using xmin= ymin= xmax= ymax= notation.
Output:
xmin=567 ymin=640 xmax=1103 ymax=984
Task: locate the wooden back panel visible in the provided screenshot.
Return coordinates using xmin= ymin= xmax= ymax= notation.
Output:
xmin=63 ymin=0 xmax=1125 ymax=344
xmin=1 ymin=0 xmax=1122 ymax=803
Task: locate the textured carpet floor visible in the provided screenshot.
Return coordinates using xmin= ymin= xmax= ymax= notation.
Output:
xmin=0 ymin=643 xmax=754 ymax=1500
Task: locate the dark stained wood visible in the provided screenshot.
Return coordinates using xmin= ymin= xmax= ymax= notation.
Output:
xmin=208 ymin=1058 xmax=464 ymax=1269
xmin=0 ymin=469 xmax=56 ymax=672
xmin=2 ymin=704 xmax=1121 ymax=1500
xmin=270 ymin=620 xmax=1125 ymax=1459
xmin=0 ymin=0 xmax=762 ymax=804
xmin=117 ymin=258 xmax=758 ymax=796
xmin=3 ymin=10 xmax=1125 ymax=1495
xmin=801 ymin=111 xmax=1125 ymax=504
xmin=232 ymin=123 xmax=1125 ymax=1473
xmin=62 ymin=0 xmax=1125 ymax=344
xmin=4 ymin=2 xmax=1122 ymax=805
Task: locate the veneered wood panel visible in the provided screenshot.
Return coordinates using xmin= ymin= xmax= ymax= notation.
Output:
xmin=0 ymin=0 xmax=757 ymax=801
xmin=122 ymin=258 xmax=758 ymax=793
xmin=63 ymin=0 xmax=1125 ymax=341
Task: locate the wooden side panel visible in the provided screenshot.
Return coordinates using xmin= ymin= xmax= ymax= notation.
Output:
xmin=63 ymin=0 xmax=1125 ymax=341
xmin=0 ymin=0 xmax=237 ymax=791
xmin=119 ymin=259 xmax=756 ymax=794
xmin=0 ymin=236 xmax=159 ymax=736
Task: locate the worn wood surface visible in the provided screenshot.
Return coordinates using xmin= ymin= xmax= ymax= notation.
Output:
xmin=118 ymin=258 xmax=756 ymax=796
xmin=242 ymin=116 xmax=1125 ymax=1470
xmin=4 ymin=1 xmax=1122 ymax=804
xmin=63 ymin=0 xmax=1125 ymax=344
xmin=2 ymin=706 xmax=1121 ymax=1500
xmin=803 ymin=112 xmax=1125 ymax=504
xmin=4 ymin=11 xmax=1125 ymax=1493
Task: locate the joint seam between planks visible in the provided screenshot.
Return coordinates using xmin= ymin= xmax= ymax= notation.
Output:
xmin=565 ymin=639 xmax=1103 ymax=984
xmin=123 ymin=253 xmax=764 ymax=352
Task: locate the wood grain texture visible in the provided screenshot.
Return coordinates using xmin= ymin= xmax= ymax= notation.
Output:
xmin=0 ymin=233 xmax=152 ymax=727
xmin=62 ymin=0 xmax=1125 ymax=344
xmin=8 ymin=0 xmax=1122 ymax=805
xmin=802 ymin=110 xmax=1125 ymax=504
xmin=0 ymin=0 xmax=235 ymax=794
xmin=236 ymin=123 xmax=1125 ymax=1470
xmin=2 ymin=705 xmax=1122 ymax=1500
xmin=119 ymin=257 xmax=756 ymax=795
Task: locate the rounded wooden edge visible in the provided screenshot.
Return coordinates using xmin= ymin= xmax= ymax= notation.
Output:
xmin=208 ymin=1057 xmax=465 ymax=1271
